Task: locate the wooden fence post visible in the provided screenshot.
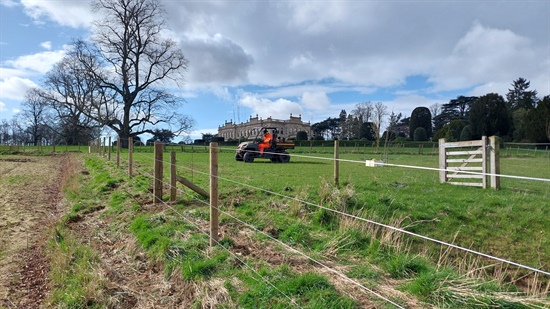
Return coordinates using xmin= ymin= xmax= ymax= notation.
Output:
xmin=210 ymin=142 xmax=219 ymax=246
xmin=154 ymin=142 xmax=163 ymax=204
xmin=438 ymin=138 xmax=447 ymax=183
xmin=108 ymin=136 xmax=112 ymax=161
xmin=103 ymin=137 xmax=106 ymax=157
xmin=170 ymin=151 xmax=176 ymax=202
xmin=128 ymin=137 xmax=133 ymax=178
xmin=334 ymin=140 xmax=339 ymax=186
xmin=481 ymin=136 xmax=487 ymax=189
xmin=489 ymin=136 xmax=501 ymax=190
xmin=116 ymin=137 xmax=121 ymax=168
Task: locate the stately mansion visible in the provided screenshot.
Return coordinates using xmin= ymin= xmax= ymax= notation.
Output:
xmin=218 ymin=114 xmax=311 ymax=141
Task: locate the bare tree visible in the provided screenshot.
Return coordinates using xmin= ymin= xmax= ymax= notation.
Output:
xmin=352 ymin=101 xmax=373 ymax=123
xmin=351 ymin=101 xmax=373 ymax=139
xmin=73 ymin=0 xmax=194 ymax=147
xmin=372 ymin=102 xmax=388 ymax=151
xmin=429 ymin=103 xmax=440 ymax=119
xmin=10 ymin=118 xmax=25 ymax=145
xmin=429 ymin=103 xmax=440 ymax=133
xmin=0 ymin=119 xmax=10 ymax=145
xmin=19 ymin=88 xmax=49 ymax=146
xmin=42 ymin=53 xmax=103 ymax=145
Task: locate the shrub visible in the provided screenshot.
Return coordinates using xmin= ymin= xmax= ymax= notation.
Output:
xmin=413 ymin=127 xmax=428 ymax=141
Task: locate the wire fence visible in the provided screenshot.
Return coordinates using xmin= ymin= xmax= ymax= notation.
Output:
xmin=129 ymin=150 xmax=406 ymax=308
xmin=4 ymin=136 xmax=546 ymax=306
xmin=2 ymin=138 xmax=550 ymax=159
xmin=97 ymin=138 xmax=549 ymax=306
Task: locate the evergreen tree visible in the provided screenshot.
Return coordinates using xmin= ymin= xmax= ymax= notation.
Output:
xmin=409 ymin=107 xmax=432 ymax=139
xmin=413 ymin=127 xmax=428 ymax=141
xmin=434 ymin=96 xmax=477 ymax=133
xmin=149 ymin=129 xmax=175 ymax=144
xmin=524 ymin=96 xmax=550 ymax=142
xmin=359 ymin=122 xmax=375 ymax=140
xmin=468 ymin=93 xmax=511 ymax=139
xmin=507 ymin=77 xmax=538 ymax=111
xmin=296 ymin=131 xmax=308 ymax=141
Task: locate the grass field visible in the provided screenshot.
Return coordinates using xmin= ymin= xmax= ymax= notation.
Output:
xmin=2 ymin=143 xmax=549 ymax=307
xmin=133 ymin=146 xmax=550 ymax=266
xmin=125 ymin=144 xmax=549 ymax=302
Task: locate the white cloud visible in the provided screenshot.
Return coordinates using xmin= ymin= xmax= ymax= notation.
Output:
xmin=430 ymin=22 xmax=538 ymax=92
xmin=0 ymin=101 xmax=6 ymax=112
xmin=0 ymin=77 xmax=37 ymax=100
xmin=238 ymin=92 xmax=302 ymax=120
xmin=20 ymin=0 xmax=93 ymax=28
xmin=289 ymin=52 xmax=314 ymax=69
xmin=284 ymin=1 xmax=349 ymax=35
xmin=40 ymin=41 xmax=51 ymax=50
xmin=300 ymin=92 xmax=330 ymax=111
xmin=0 ymin=0 xmax=18 ymax=8
xmin=211 ymin=86 xmax=232 ymax=101
xmin=5 ymin=48 xmax=67 ymax=74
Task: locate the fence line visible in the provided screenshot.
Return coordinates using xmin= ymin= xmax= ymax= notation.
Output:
xmin=132 ymin=149 xmax=550 ymax=278
xmin=130 ymin=154 xmax=404 ymax=308
xmin=91 ymin=140 xmax=550 ymax=301
xmin=214 ymin=145 xmax=550 ymax=183
xmin=120 ymin=164 xmax=304 ymax=308
xmin=84 ymin=138 xmax=550 ymax=184
xmin=3 ymin=137 xmax=549 ymax=159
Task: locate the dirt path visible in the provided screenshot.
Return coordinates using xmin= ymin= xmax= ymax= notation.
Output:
xmin=0 ymin=154 xmax=74 ymax=308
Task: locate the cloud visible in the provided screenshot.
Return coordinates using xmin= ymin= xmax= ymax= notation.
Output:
xmin=284 ymin=1 xmax=350 ymax=35
xmin=0 ymin=101 xmax=6 ymax=112
xmin=238 ymin=92 xmax=302 ymax=120
xmin=0 ymin=0 xmax=18 ymax=8
xmin=429 ymin=22 xmax=538 ymax=92
xmin=20 ymin=0 xmax=93 ymax=28
xmin=2 ymin=0 xmax=548 ymax=132
xmin=182 ymin=33 xmax=254 ymax=85
xmin=0 ymin=77 xmax=38 ymax=100
xmin=300 ymin=92 xmax=330 ymax=111
xmin=40 ymin=41 xmax=51 ymax=50
xmin=5 ymin=48 xmax=67 ymax=74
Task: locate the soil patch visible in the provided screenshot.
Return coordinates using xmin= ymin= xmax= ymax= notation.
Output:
xmin=0 ymin=154 xmax=75 ymax=308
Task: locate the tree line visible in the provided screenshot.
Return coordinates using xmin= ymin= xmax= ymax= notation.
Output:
xmin=307 ymin=78 xmax=550 ymax=144
xmin=0 ymin=0 xmax=194 ymax=148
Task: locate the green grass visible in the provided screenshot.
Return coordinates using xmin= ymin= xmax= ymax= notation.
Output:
xmin=135 ymin=148 xmax=549 ymax=271
xmin=126 ymin=146 xmax=549 ymax=304
xmin=40 ymin=149 xmax=549 ymax=308
xmin=236 ymin=265 xmax=359 ymax=308
xmin=47 ymin=228 xmax=104 ymax=308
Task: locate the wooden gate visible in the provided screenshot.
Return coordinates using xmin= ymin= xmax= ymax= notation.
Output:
xmin=439 ymin=136 xmax=500 ymax=189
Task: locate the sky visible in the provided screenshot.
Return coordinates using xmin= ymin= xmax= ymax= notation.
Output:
xmin=0 ymin=0 xmax=549 ymax=141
